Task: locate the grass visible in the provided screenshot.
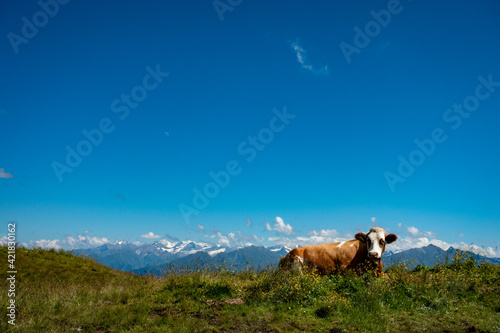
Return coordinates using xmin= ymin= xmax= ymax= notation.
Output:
xmin=1 ymin=246 xmax=499 ymax=332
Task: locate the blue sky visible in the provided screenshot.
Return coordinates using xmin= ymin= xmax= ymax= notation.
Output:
xmin=1 ymin=0 xmax=500 ymax=256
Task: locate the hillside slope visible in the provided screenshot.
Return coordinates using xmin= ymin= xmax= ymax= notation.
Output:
xmin=1 ymin=246 xmax=499 ymax=332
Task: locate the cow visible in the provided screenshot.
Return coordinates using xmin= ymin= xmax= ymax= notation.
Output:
xmin=279 ymin=227 xmax=397 ymax=277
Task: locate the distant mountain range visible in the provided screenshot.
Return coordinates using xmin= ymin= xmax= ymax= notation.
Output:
xmin=72 ymin=240 xmax=227 ymax=272
xmin=132 ymin=245 xmax=291 ymax=276
xmin=73 ymin=241 xmax=499 ymax=276
xmin=384 ymin=244 xmax=500 ymax=270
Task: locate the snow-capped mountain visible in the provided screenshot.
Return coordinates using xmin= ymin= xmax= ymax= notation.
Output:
xmin=73 ymin=241 xmax=500 ymax=275
xmin=73 ymin=240 xmax=226 ymax=271
xmin=72 ymin=238 xmax=296 ymax=274
xmin=267 ymin=245 xmax=293 ymax=256
xmin=132 ymin=245 xmax=286 ymax=276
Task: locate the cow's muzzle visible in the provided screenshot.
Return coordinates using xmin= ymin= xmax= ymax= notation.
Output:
xmin=368 ymin=252 xmax=380 ymax=260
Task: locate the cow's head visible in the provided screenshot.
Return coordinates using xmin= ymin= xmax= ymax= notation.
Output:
xmin=355 ymin=227 xmax=397 ymax=261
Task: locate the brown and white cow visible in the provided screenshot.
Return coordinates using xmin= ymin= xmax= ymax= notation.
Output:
xmin=279 ymin=227 xmax=397 ymax=277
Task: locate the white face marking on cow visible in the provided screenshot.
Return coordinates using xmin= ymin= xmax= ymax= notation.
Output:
xmin=337 ymin=241 xmax=345 ymax=248
xmin=292 ymin=256 xmax=304 ymax=273
xmin=367 ymin=227 xmax=386 ymax=261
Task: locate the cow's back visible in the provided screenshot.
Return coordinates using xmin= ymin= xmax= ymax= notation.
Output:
xmin=302 ymin=243 xmax=344 ymax=274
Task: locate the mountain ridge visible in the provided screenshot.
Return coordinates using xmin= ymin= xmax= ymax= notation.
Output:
xmin=73 ymin=241 xmax=499 ymax=275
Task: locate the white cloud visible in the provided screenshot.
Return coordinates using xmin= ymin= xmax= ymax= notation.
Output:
xmin=0 ymin=237 xmax=28 ymax=248
xmin=265 ymin=216 xmax=295 ymax=236
xmin=197 ymin=224 xmax=205 ymax=232
xmin=407 ymin=226 xmax=420 ymax=236
xmin=291 ymin=40 xmax=329 ymax=75
xmin=209 ymin=231 xmax=231 ymax=247
xmin=27 ymin=232 xmax=110 ymax=250
xmin=371 ymin=217 xmax=377 ymax=223
xmin=406 ymin=225 xmax=437 ymax=238
xmin=66 ymin=233 xmax=109 ymax=247
xmin=207 ymin=230 xmax=264 ymax=248
xmin=246 ymin=218 xmax=252 ymax=227
xmin=252 ymin=234 xmax=263 ymax=242
xmin=31 ymin=239 xmax=63 ymax=250
xmin=140 ymin=232 xmax=161 ymax=239
xmin=387 ymin=236 xmax=500 ymax=258
xmin=0 ymin=236 xmax=13 ymax=246
xmin=268 ymin=236 xmax=300 ymax=249
xmin=0 ymin=168 xmax=14 ymax=179
xmin=422 ymin=231 xmax=438 ymax=238
xmin=483 ymin=247 xmax=500 ymax=258
xmin=389 ymin=237 xmax=447 ymax=253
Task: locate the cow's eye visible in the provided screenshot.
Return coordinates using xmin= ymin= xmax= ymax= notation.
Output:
xmin=380 ymin=239 xmax=385 ymax=246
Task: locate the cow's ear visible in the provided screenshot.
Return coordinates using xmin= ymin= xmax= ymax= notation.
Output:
xmin=385 ymin=234 xmax=397 ymax=244
xmin=355 ymin=232 xmax=367 ymax=242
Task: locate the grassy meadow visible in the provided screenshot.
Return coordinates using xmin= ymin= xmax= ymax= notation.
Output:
xmin=1 ymin=246 xmax=499 ymax=332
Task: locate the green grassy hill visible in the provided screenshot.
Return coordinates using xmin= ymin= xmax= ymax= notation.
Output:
xmin=1 ymin=246 xmax=499 ymax=332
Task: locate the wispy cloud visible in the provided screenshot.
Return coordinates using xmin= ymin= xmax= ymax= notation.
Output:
xmin=0 ymin=168 xmax=14 ymax=179
xmin=246 ymin=218 xmax=252 ymax=227
xmin=140 ymin=232 xmax=161 ymax=239
xmin=406 ymin=225 xmax=437 ymax=238
xmin=208 ymin=231 xmax=231 ymax=247
xmin=197 ymin=224 xmax=205 ymax=232
xmin=206 ymin=229 xmax=263 ymax=248
xmin=265 ymin=216 xmax=295 ymax=236
xmin=307 ymin=229 xmax=339 ymax=238
xmin=291 ymin=40 xmax=329 ymax=76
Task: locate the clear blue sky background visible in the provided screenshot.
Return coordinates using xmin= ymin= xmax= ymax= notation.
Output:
xmin=1 ymin=0 xmax=499 ymax=254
